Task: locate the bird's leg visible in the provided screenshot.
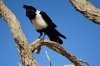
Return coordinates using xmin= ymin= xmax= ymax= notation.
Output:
xmin=42 ymin=33 xmax=46 ymax=43
xmin=38 ymin=32 xmax=43 ymax=38
xmin=42 ymin=33 xmax=46 ymax=39
xmin=40 ymin=33 xmax=45 ymax=39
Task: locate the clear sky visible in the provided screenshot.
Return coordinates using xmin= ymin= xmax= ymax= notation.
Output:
xmin=0 ymin=0 xmax=100 ymax=66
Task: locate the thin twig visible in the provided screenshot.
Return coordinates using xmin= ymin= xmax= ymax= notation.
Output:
xmin=45 ymin=51 xmax=52 ymax=66
xmin=18 ymin=62 xmax=22 ymax=66
xmin=64 ymin=64 xmax=74 ymax=66
xmin=79 ymin=60 xmax=90 ymax=66
xmin=11 ymin=44 xmax=20 ymax=53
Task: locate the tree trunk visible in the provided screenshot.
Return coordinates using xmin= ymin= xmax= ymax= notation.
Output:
xmin=0 ymin=0 xmax=38 ymax=66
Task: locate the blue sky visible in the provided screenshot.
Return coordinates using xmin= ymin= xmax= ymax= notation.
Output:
xmin=0 ymin=0 xmax=100 ymax=66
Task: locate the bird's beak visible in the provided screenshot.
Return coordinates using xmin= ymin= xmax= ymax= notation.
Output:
xmin=23 ymin=5 xmax=27 ymax=8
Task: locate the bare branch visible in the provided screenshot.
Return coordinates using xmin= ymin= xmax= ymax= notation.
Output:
xmin=0 ymin=1 xmax=38 ymax=66
xmin=79 ymin=60 xmax=90 ymax=66
xmin=30 ymin=39 xmax=83 ymax=66
xmin=45 ymin=51 xmax=52 ymax=66
xmin=64 ymin=64 xmax=74 ymax=66
xmin=18 ymin=63 xmax=22 ymax=66
xmin=11 ymin=44 xmax=20 ymax=53
xmin=69 ymin=0 xmax=100 ymax=25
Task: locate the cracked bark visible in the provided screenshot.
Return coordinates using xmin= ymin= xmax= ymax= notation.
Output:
xmin=69 ymin=0 xmax=100 ymax=25
xmin=0 ymin=0 xmax=38 ymax=66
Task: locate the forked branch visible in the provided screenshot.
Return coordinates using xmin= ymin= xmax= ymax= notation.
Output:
xmin=30 ymin=39 xmax=89 ymax=66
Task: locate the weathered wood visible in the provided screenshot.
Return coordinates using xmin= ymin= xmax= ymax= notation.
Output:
xmin=30 ymin=39 xmax=82 ymax=66
xmin=0 ymin=0 xmax=38 ymax=66
xmin=69 ymin=0 xmax=100 ymax=25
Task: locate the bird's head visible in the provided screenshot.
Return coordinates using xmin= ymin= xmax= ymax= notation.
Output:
xmin=23 ymin=5 xmax=37 ymax=19
xmin=23 ymin=5 xmax=36 ymax=12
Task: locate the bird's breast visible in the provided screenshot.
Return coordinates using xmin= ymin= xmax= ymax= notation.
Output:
xmin=31 ymin=14 xmax=47 ymax=30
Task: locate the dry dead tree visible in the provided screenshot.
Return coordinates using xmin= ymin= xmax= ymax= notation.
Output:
xmin=0 ymin=0 xmax=92 ymax=66
xmin=69 ymin=0 xmax=100 ymax=25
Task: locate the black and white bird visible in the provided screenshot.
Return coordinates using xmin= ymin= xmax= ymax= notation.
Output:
xmin=23 ymin=5 xmax=66 ymax=44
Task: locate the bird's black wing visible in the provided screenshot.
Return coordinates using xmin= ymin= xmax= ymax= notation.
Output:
xmin=40 ymin=11 xmax=57 ymax=28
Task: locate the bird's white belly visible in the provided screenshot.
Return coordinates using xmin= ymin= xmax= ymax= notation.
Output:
xmin=31 ymin=14 xmax=47 ymax=30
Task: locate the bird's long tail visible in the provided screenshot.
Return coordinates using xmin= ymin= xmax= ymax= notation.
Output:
xmin=45 ymin=28 xmax=66 ymax=44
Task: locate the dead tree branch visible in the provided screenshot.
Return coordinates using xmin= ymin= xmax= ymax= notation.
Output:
xmin=29 ymin=39 xmax=89 ymax=66
xmin=79 ymin=60 xmax=90 ymax=66
xmin=45 ymin=51 xmax=52 ymax=66
xmin=18 ymin=63 xmax=22 ymax=66
xmin=69 ymin=0 xmax=100 ymax=25
xmin=0 ymin=0 xmax=38 ymax=66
